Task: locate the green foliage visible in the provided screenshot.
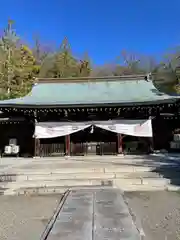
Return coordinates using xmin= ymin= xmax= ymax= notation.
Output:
xmin=152 ymin=61 xmax=179 ymax=94
xmin=41 ymin=38 xmax=92 ymax=78
xmin=0 ymin=20 xmax=38 ymax=99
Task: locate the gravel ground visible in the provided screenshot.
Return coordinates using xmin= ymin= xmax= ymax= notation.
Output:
xmin=124 ymin=191 xmax=180 ymax=240
xmin=0 ymin=194 xmax=61 ymax=240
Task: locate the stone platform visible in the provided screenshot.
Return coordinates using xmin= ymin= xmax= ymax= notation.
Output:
xmin=0 ymin=154 xmax=180 ymax=195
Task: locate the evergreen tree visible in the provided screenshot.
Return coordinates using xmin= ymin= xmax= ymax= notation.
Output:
xmin=0 ymin=20 xmax=38 ymax=99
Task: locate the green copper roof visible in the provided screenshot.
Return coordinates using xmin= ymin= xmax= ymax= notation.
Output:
xmin=0 ymin=75 xmax=179 ymax=107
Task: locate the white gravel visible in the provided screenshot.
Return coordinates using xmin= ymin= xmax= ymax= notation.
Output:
xmin=0 ymin=194 xmax=61 ymax=240
xmin=125 ymin=191 xmax=180 ymax=240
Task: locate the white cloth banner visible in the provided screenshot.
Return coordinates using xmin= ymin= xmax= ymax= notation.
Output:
xmin=95 ymin=119 xmax=152 ymax=137
xmin=34 ymin=122 xmax=91 ymax=139
xmin=34 ymin=119 xmax=152 ymax=139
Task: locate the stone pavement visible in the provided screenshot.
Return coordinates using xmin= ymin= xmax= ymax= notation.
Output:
xmin=45 ymin=188 xmax=142 ymax=240
xmin=0 ymin=153 xmax=179 ymax=173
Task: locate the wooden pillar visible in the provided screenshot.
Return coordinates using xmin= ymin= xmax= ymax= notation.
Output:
xmin=149 ymin=137 xmax=154 ymax=153
xmin=65 ymin=135 xmax=70 ymax=156
xmin=117 ymin=133 xmax=123 ymax=154
xmin=34 ymin=138 xmax=40 ymax=157
xmin=34 ymin=111 xmax=40 ymax=157
xmin=149 ymin=116 xmax=154 ymax=152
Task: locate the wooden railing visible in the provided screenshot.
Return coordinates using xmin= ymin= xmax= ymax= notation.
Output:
xmin=71 ymin=142 xmax=117 ymax=156
xmin=39 ymin=143 xmax=65 ymax=157
xmin=101 ymin=142 xmax=117 ymax=155
xmin=38 ymin=142 xmax=117 ymax=157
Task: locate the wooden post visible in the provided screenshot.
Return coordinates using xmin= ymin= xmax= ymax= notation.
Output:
xmin=34 ymin=138 xmax=40 ymax=157
xmin=34 ymin=111 xmax=40 ymax=157
xmin=65 ymin=134 xmax=70 ymax=156
xmin=117 ymin=133 xmax=123 ymax=154
xmin=149 ymin=137 xmax=154 ymax=153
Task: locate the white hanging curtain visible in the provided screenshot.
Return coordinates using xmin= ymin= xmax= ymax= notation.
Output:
xmin=95 ymin=119 xmax=152 ymax=137
xmin=34 ymin=119 xmax=152 ymax=139
xmin=34 ymin=122 xmax=91 ymax=139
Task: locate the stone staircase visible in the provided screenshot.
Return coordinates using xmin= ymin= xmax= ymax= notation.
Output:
xmin=0 ymin=160 xmax=175 ymax=195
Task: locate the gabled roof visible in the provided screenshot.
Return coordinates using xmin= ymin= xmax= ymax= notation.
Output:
xmin=0 ymin=75 xmax=179 ymax=108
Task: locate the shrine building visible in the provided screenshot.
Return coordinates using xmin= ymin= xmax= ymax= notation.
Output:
xmin=0 ymin=74 xmax=179 ymax=157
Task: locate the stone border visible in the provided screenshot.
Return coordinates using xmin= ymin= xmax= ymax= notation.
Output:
xmin=122 ymin=191 xmax=146 ymax=240
xmin=40 ymin=190 xmax=70 ymax=240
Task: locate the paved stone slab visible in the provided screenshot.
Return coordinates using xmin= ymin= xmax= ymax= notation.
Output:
xmin=47 ymin=190 xmax=93 ymax=240
xmin=47 ymin=189 xmax=140 ymax=240
xmin=94 ymin=190 xmax=140 ymax=240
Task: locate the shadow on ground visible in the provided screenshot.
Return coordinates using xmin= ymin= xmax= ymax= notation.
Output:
xmin=141 ymin=154 xmax=180 ymax=186
xmin=83 ymin=154 xmax=180 ymax=187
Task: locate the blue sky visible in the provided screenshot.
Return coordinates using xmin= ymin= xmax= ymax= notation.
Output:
xmin=0 ymin=0 xmax=180 ymax=64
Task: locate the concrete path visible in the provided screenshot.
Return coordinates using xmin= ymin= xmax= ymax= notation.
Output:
xmin=45 ymin=189 xmax=141 ymax=240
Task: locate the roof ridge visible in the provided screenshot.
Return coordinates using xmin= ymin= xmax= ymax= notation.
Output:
xmin=36 ymin=74 xmax=149 ymax=84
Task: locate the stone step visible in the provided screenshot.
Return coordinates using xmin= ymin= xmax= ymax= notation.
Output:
xmin=8 ymin=166 xmax=154 ymax=175
xmin=116 ymin=171 xmax=161 ymax=178
xmin=15 ymin=186 xmax=68 ymax=195
xmin=105 ymin=166 xmax=154 ymax=173
xmin=4 ymin=178 xmax=171 ymax=196
xmin=119 ymin=185 xmax=168 ymax=191
xmin=0 ymin=171 xmax=161 ymax=182
xmin=2 ymin=177 xmax=174 ymax=195
xmin=1 ymin=179 xmax=114 ymax=189
xmin=9 ymin=167 xmax=105 ymax=174
xmin=5 ymin=183 xmax=176 ymax=195
xmin=15 ymin=173 xmax=116 ymax=181
xmin=2 ymin=177 xmax=169 ymax=191
xmin=13 ymin=186 xmax=115 ymax=196
xmin=114 ymin=178 xmax=170 ymax=187
xmin=30 ymin=159 xmax=148 ymax=166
